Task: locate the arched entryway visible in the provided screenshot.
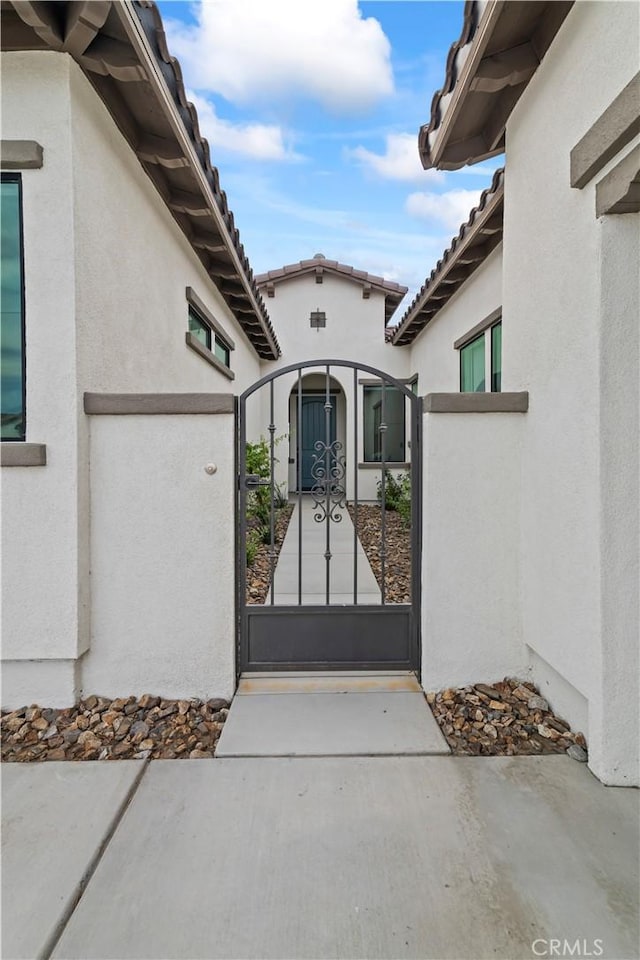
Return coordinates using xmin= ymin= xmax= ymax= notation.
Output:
xmin=237 ymin=359 xmax=422 ymax=674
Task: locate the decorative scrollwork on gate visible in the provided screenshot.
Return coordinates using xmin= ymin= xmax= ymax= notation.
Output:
xmin=310 ymin=439 xmax=346 ymax=523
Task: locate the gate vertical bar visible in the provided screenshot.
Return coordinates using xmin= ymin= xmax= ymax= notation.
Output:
xmin=353 ymin=367 xmax=358 ymax=605
xmin=324 ymin=364 xmax=332 ymax=605
xmin=238 ymin=392 xmax=248 ymax=670
xmin=297 ymin=369 xmax=303 ymax=605
xmin=269 ymin=379 xmax=276 ymax=605
xmin=411 ymin=394 xmax=423 ymax=671
xmin=380 ymin=380 xmax=387 ymax=605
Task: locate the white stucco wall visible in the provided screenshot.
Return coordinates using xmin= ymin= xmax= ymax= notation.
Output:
xmin=1 ymin=52 xmax=262 ymax=706
xmin=68 ymin=60 xmax=261 ymax=395
xmin=421 ymin=412 xmax=526 ymax=690
xmin=82 ymin=413 xmax=236 ymax=701
xmin=408 ymin=244 xmax=503 ymax=393
xmin=256 ymin=272 xmax=412 ymax=499
xmin=1 ymin=54 xmax=84 ymax=706
xmin=502 ymin=0 xmax=639 ymax=783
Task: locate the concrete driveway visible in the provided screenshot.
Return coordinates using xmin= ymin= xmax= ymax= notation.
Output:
xmin=2 ymin=755 xmax=638 ymax=960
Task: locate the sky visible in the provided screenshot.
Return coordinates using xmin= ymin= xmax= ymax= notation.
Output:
xmin=156 ymin=0 xmax=500 ymax=313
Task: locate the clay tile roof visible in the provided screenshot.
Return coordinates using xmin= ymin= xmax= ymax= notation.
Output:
xmin=256 ymin=257 xmax=408 ymax=324
xmin=419 ymin=0 xmax=574 ymax=171
xmin=134 ymin=1 xmax=280 ymax=358
xmin=392 ymin=168 xmax=504 ymax=346
xmin=1 ymin=0 xmax=280 ymax=359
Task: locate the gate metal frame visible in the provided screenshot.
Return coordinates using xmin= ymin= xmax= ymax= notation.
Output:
xmin=236 ymin=359 xmax=422 ymax=675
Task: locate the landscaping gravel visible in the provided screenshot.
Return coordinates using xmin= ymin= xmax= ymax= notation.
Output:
xmin=1 ymin=695 xmax=230 ymax=762
xmin=246 ymin=503 xmax=294 ymax=603
xmin=427 ymin=678 xmax=588 ymax=758
xmin=347 ymin=503 xmax=411 ymax=603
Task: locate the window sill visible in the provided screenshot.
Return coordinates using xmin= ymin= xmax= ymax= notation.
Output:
xmin=1 ymin=442 xmax=47 ymax=466
xmin=185 ymin=332 xmax=235 ymax=380
xmin=423 ymin=392 xmax=529 ymax=413
xmin=358 ymin=462 xmax=410 ymax=469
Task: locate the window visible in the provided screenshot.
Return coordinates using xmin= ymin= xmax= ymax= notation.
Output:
xmin=363 ymin=385 xmax=405 ymax=462
xmin=491 ymin=321 xmax=502 ymax=392
xmin=185 ymin=287 xmax=235 ymax=379
xmin=460 ymin=335 xmax=485 ymax=392
xmin=1 ymin=174 xmax=25 ymax=441
xmin=188 ymin=306 xmax=211 ymax=349
xmin=188 ymin=304 xmax=231 ymax=365
xmin=456 ymin=312 xmax=502 ymax=393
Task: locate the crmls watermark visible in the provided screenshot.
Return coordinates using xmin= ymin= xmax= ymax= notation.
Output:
xmin=531 ymin=939 xmax=604 ymax=958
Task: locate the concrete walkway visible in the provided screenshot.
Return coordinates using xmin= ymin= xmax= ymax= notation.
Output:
xmin=216 ymin=673 xmax=450 ymax=756
xmin=3 ymin=755 xmax=638 ymax=960
xmin=269 ymin=497 xmax=381 ymax=604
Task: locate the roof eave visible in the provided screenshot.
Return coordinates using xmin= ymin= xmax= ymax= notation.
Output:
xmin=392 ymin=170 xmax=504 ymax=346
xmin=420 ymin=0 xmax=575 ymax=171
xmin=1 ymin=0 xmax=280 ymax=360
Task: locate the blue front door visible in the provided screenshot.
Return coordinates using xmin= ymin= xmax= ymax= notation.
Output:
xmin=300 ymin=396 xmax=336 ymax=491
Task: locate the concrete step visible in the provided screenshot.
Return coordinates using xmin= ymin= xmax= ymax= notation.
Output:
xmin=237 ymin=672 xmax=422 ymax=695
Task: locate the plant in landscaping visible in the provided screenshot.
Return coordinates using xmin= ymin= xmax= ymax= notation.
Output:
xmin=376 ymin=470 xmax=411 ymax=527
xmin=245 ymin=435 xmax=289 ymax=566
xmin=245 ymin=528 xmax=262 ymax=566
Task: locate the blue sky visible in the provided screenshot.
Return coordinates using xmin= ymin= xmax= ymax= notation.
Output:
xmin=157 ymin=1 xmax=499 ymax=312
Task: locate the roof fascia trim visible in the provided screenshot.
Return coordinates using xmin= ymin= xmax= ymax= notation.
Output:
xmin=430 ymin=1 xmax=505 ymax=169
xmin=392 ymin=175 xmax=504 ymax=345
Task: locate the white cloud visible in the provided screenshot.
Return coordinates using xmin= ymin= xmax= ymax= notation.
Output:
xmin=347 ymin=133 xmax=445 ymax=183
xmin=189 ymin=93 xmax=300 ymax=161
xmin=405 ymin=188 xmax=483 ymax=232
xmin=164 ymin=0 xmax=394 ymax=112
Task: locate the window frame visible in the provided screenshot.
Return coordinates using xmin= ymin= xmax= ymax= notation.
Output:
xmin=455 ymin=308 xmax=502 ymax=394
xmin=185 ymin=286 xmax=235 ymax=381
xmin=362 ymin=383 xmax=406 ymax=464
xmin=1 ymin=173 xmax=26 ymax=442
xmin=490 ymin=320 xmax=502 ymax=393
xmin=459 ymin=333 xmax=486 ymax=393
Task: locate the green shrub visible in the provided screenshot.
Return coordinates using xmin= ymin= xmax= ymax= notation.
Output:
xmin=246 ymin=528 xmax=262 ymax=567
xmin=376 ymin=470 xmax=411 ymax=527
xmin=246 ymin=438 xmax=270 ymax=479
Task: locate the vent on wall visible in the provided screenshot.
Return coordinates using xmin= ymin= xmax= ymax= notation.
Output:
xmin=310 ymin=310 xmax=327 ymax=330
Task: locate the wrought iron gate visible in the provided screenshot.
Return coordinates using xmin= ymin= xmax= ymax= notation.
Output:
xmin=236 ymin=359 xmax=421 ymax=673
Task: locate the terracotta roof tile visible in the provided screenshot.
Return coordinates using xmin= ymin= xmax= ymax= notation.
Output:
xmin=392 ymin=167 xmax=504 ymax=346
xmin=256 ymin=256 xmax=408 ymax=324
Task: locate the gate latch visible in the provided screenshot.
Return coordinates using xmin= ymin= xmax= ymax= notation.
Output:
xmin=244 ymin=474 xmax=271 ymax=489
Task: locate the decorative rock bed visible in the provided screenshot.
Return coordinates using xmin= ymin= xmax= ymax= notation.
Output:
xmin=1 ymin=695 xmax=230 ymax=762
xmin=427 ymin=678 xmax=588 ymax=759
xmin=347 ymin=503 xmax=411 ymax=603
xmin=246 ymin=503 xmax=294 ymax=604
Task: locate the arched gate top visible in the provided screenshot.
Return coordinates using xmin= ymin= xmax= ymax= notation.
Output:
xmin=240 ymin=359 xmax=418 ymax=404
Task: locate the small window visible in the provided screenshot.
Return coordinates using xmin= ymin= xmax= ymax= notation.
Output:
xmin=214 ymin=336 xmax=230 ymax=367
xmin=491 ymin=321 xmax=502 ymax=392
xmin=187 ymin=297 xmax=233 ymax=372
xmin=1 ymin=174 xmax=25 ymax=441
xmin=460 ymin=335 xmax=485 ymax=392
xmin=363 ymin=385 xmax=405 ymax=462
xmin=188 ymin=306 xmax=211 ymax=350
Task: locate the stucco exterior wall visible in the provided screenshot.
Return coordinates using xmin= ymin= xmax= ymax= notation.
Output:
xmin=503 ymin=0 xmax=639 ymax=783
xmin=1 ymin=52 xmax=261 ymax=706
xmin=408 ymin=244 xmax=503 ymax=393
xmin=1 ymin=54 xmax=84 ymax=705
xmin=82 ymin=414 xmax=235 ymax=701
xmin=68 ymin=59 xmax=261 ymax=396
xmin=421 ymin=411 xmax=525 ymax=690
